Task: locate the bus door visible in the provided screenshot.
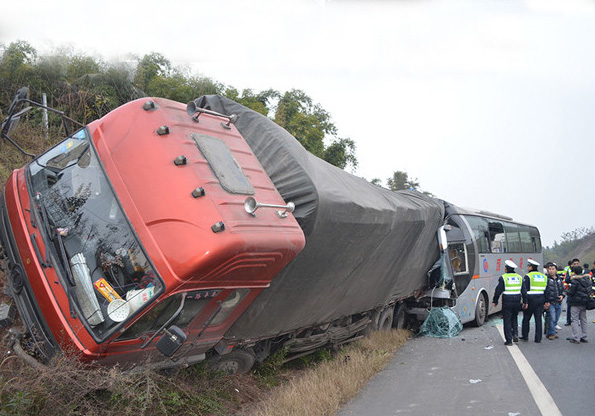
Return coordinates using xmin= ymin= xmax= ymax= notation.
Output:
xmin=487 ymin=221 xmax=507 ymax=297
xmin=447 ymin=242 xmax=471 ymax=298
xmin=444 ymin=217 xmax=472 ymax=297
xmin=443 ymin=215 xmax=478 ymax=322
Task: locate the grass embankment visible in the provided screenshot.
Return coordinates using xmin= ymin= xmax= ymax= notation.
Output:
xmin=247 ymin=329 xmax=410 ymax=416
xmin=0 ymin=327 xmax=410 ymax=416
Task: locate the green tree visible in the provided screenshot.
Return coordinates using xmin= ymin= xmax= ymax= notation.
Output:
xmin=323 ymin=137 xmax=358 ymax=170
xmin=33 ymin=54 xmax=69 ymax=107
xmin=274 ymin=89 xmax=334 ymax=158
xmin=0 ymin=41 xmax=38 ymax=115
xmin=561 ymin=227 xmax=595 ymax=243
xmin=67 ymin=63 xmax=138 ymax=122
xmin=544 ymin=226 xmax=595 ymax=266
xmin=66 ymin=54 xmax=103 ymax=80
xmin=223 ymin=87 xmax=277 ymax=116
xmin=134 ymin=52 xmax=172 ymax=94
xmin=184 ymin=74 xmax=222 ymax=99
xmin=0 ymin=44 xmax=358 ymax=171
xmin=146 ymin=69 xmax=222 ymax=103
xmin=387 ymin=171 xmax=420 ymax=191
xmin=273 ymin=89 xmax=357 ymax=170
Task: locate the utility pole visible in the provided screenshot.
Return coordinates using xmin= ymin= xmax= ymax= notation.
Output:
xmin=42 ymin=93 xmax=48 ymax=140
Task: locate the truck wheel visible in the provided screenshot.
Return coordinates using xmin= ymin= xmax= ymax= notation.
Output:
xmin=392 ymin=303 xmax=407 ymax=329
xmin=474 ymin=294 xmax=487 ymax=327
xmin=208 ymin=348 xmax=256 ymax=374
xmin=377 ymin=306 xmax=394 ymax=331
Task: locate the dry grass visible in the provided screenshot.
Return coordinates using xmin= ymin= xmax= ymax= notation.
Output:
xmin=0 ymin=122 xmax=63 ymax=185
xmin=0 ymin=327 xmax=411 ymax=416
xmin=246 ymin=329 xmax=411 ymax=416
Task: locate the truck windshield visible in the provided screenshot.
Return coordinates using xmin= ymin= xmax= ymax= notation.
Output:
xmin=27 ymin=128 xmax=163 ymax=341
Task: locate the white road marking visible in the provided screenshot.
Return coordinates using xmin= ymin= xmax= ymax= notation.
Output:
xmin=497 ymin=324 xmax=562 ymax=416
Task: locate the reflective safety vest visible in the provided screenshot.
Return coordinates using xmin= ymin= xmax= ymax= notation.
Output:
xmin=527 ymin=271 xmax=547 ymax=294
xmin=502 ymin=273 xmax=522 ymax=295
xmin=562 ymin=271 xmax=574 ymax=291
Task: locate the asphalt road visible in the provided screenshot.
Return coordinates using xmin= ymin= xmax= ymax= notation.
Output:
xmin=336 ymin=308 xmax=595 ymax=416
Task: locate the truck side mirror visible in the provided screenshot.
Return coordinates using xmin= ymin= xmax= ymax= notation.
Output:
xmin=156 ymin=325 xmax=186 ymax=357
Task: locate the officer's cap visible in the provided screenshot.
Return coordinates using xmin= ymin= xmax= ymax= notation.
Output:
xmin=527 ymin=259 xmax=540 ymax=267
xmin=504 ymin=260 xmax=518 ymax=269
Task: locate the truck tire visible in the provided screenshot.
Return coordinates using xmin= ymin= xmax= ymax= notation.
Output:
xmin=377 ymin=306 xmax=394 ymax=331
xmin=392 ymin=303 xmax=407 ymax=329
xmin=208 ymin=348 xmax=256 ymax=374
xmin=474 ymin=293 xmax=488 ymax=327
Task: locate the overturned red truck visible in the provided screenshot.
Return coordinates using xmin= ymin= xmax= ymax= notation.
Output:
xmin=0 ymin=90 xmax=444 ymax=372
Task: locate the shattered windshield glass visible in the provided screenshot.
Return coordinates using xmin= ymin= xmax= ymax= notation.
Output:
xmin=27 ymin=128 xmax=164 ymax=340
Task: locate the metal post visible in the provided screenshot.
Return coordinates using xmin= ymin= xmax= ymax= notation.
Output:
xmin=42 ymin=93 xmax=48 ymax=139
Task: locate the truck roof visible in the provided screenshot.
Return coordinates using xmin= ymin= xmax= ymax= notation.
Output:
xmin=88 ymin=98 xmax=305 ymax=289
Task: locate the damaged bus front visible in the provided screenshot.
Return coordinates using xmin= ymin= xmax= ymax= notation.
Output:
xmin=407 ymin=202 xmax=543 ymax=329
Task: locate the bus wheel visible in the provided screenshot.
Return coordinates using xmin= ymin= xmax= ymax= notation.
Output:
xmin=474 ymin=294 xmax=488 ymax=327
xmin=208 ymin=348 xmax=256 ymax=374
xmin=392 ymin=303 xmax=407 ymax=329
xmin=377 ymin=306 xmax=394 ymax=331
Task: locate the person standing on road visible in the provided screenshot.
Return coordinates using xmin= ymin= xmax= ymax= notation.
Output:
xmin=590 ymin=261 xmax=595 ymax=324
xmin=564 ymin=258 xmax=581 ymax=326
xmin=492 ymin=260 xmax=522 ymax=346
xmin=567 ymin=265 xmax=593 ymax=344
xmin=520 ymin=259 xmax=547 ymax=343
xmin=544 ymin=262 xmax=564 ymax=340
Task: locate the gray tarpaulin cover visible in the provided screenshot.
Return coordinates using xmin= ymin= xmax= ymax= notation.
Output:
xmin=195 ymin=96 xmax=445 ymax=340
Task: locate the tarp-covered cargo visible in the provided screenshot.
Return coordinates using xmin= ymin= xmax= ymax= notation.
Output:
xmin=195 ymin=96 xmax=445 ymax=340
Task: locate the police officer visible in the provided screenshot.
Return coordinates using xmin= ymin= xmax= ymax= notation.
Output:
xmin=493 ymin=260 xmax=522 ymax=346
xmin=520 ymin=259 xmax=547 ymax=343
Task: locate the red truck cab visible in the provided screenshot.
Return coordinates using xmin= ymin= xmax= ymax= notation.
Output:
xmin=0 ymin=97 xmax=305 ymax=368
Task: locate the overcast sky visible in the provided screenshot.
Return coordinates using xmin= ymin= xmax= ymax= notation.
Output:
xmin=3 ymin=0 xmax=595 ymax=248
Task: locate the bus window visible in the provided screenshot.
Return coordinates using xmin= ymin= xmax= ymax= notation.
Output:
xmin=489 ymin=221 xmax=506 ymax=253
xmin=448 ymin=243 xmax=468 ymax=275
xmin=505 ymin=223 xmax=521 ymax=253
xmin=519 ymin=226 xmax=534 ymax=253
xmin=529 ymin=227 xmax=542 ymax=252
xmin=465 ymin=216 xmax=490 ymax=253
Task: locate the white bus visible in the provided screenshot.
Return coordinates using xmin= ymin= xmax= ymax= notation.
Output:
xmin=423 ymin=203 xmax=543 ymax=326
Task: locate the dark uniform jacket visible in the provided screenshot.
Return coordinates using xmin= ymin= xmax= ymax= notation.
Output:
xmin=544 ymin=275 xmax=565 ymax=304
xmin=567 ymin=275 xmax=593 ymax=306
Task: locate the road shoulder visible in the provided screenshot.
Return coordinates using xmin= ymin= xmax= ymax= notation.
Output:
xmin=337 ymin=321 xmax=541 ymax=416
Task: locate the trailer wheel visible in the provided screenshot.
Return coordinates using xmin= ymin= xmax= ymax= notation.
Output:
xmin=474 ymin=293 xmax=488 ymax=327
xmin=377 ymin=306 xmax=394 ymax=331
xmin=392 ymin=303 xmax=407 ymax=329
xmin=10 ymin=264 xmax=24 ymax=294
xmin=208 ymin=348 xmax=256 ymax=374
